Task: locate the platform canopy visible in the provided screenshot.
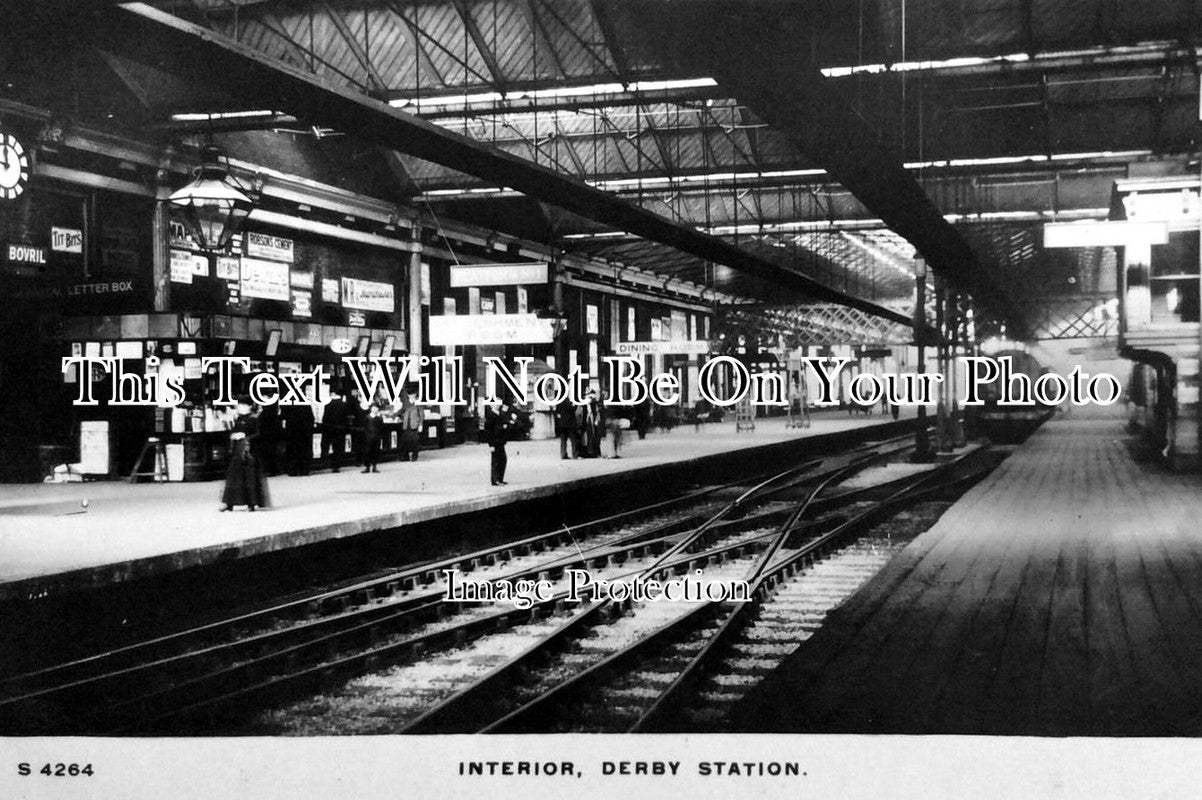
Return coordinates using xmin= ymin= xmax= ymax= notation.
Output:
xmin=5 ymin=0 xmax=1198 ymax=338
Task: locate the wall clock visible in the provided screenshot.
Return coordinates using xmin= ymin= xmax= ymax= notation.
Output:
xmin=0 ymin=131 xmax=31 ymax=200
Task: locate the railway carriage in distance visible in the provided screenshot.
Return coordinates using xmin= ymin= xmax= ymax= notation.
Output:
xmin=963 ymin=349 xmax=1057 ymax=444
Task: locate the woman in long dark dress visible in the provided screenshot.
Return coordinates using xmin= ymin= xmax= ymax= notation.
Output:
xmin=221 ymin=399 xmax=272 ymax=512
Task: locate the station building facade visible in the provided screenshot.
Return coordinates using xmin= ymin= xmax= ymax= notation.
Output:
xmin=0 ymin=101 xmax=720 ymax=481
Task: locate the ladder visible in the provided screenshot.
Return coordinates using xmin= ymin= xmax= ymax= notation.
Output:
xmin=128 ymin=437 xmax=169 ymax=483
xmin=735 ymin=397 xmax=756 ymax=433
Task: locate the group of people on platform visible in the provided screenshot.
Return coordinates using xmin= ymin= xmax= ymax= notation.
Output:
xmin=220 ymin=384 xmax=712 ymax=510
xmin=220 ymin=387 xmax=425 ymax=511
xmin=478 ymin=388 xmax=662 ymax=487
xmin=552 ymin=391 xmax=653 ymax=462
xmin=324 ymin=389 xmax=424 ymax=474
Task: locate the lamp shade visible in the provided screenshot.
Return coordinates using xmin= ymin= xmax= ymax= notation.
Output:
xmin=168 ymin=145 xmax=254 ymax=252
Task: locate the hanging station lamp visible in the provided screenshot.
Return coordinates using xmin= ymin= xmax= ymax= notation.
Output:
xmin=536 ymin=304 xmax=569 ymax=339
xmin=167 ymin=143 xmax=254 ymax=253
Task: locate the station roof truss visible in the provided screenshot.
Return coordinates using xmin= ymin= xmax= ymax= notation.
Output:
xmin=721 ymin=304 xmax=916 ymax=350
xmin=5 ymin=0 xmax=1198 ymax=340
xmin=1028 ymin=293 xmax=1121 ymax=341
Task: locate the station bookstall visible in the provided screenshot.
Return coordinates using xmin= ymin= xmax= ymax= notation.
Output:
xmin=57 ymin=317 xmax=444 ymax=481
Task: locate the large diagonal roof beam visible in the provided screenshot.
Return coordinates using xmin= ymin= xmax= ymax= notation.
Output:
xmin=395 ymin=83 xmax=726 ymax=117
xmin=54 ymin=0 xmax=914 ymax=328
xmin=622 ymin=1 xmax=1021 ymax=330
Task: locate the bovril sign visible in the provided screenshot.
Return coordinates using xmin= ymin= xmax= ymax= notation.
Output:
xmin=7 ymin=244 xmax=47 ymax=265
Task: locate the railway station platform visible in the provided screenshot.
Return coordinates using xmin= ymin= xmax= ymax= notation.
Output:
xmin=737 ymin=414 xmax=1202 ymax=736
xmin=0 ymin=411 xmax=906 ymax=601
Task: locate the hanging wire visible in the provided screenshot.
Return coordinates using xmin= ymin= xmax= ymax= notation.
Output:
xmin=635 ymin=95 xmax=644 ymax=207
xmin=730 ymin=106 xmax=738 ymax=250
xmin=592 ymin=86 xmax=599 ymax=179
xmin=413 ymin=0 xmax=421 ymax=108
xmin=702 ymin=101 xmax=715 ymax=307
xmin=421 ymin=199 xmax=463 ymax=268
xmin=857 ymin=0 xmax=864 ymax=114
xmin=900 ymin=0 xmax=907 ymax=154
xmin=463 ymin=0 xmax=470 ymax=137
xmin=789 ymin=179 xmax=799 ymax=282
xmin=918 ymin=63 xmax=925 ymax=181
xmin=532 ymin=4 xmax=538 ymax=167
xmin=492 ymin=0 xmax=500 ymax=149
xmin=673 ymin=98 xmax=681 ymax=222
xmin=702 ymin=103 xmax=712 ymax=232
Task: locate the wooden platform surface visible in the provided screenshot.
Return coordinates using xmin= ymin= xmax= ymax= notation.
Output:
xmin=736 ymin=417 xmax=1202 ymax=735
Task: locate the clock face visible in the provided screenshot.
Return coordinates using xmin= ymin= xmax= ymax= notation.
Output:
xmin=0 ymin=133 xmax=30 ymax=200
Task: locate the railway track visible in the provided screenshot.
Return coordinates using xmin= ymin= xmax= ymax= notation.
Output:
xmin=674 ymin=534 xmax=906 ymax=731
xmin=0 ymin=433 xmax=913 ymax=735
xmin=483 ymin=447 xmax=999 ymax=734
xmin=239 ymin=443 xmax=993 ymax=735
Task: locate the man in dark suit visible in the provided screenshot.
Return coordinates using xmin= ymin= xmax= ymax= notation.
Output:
xmin=347 ymin=389 xmax=367 ymax=466
xmin=483 ymin=400 xmax=521 ymax=486
xmin=321 ymin=389 xmax=349 ymax=472
xmin=361 ymin=403 xmax=384 ymax=473
xmin=257 ymin=401 xmax=281 ymax=475
xmin=283 ymin=401 xmax=315 ymax=476
xmin=554 ymin=396 xmax=580 ymax=460
xmin=399 ymin=390 xmax=423 ymax=462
